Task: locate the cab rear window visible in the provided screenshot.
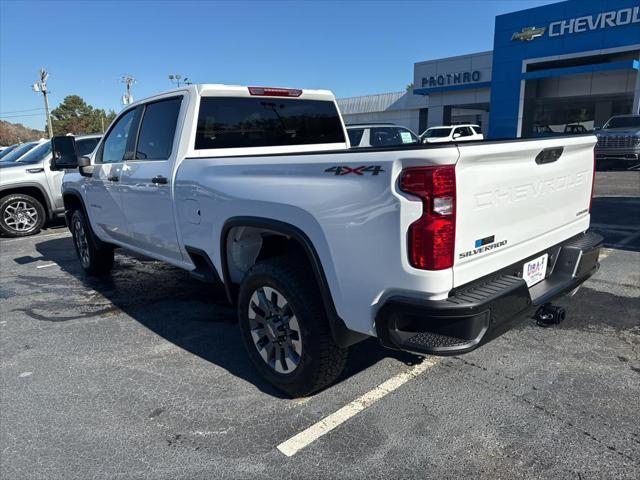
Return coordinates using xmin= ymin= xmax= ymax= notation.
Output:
xmin=195 ymin=97 xmax=345 ymax=149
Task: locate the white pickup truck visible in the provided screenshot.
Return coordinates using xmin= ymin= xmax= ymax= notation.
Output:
xmin=50 ymin=84 xmax=602 ymax=396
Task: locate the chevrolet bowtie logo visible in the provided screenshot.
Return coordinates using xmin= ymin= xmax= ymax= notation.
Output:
xmin=511 ymin=26 xmax=546 ymax=41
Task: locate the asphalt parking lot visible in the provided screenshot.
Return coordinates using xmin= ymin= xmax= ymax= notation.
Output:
xmin=1 ymin=172 xmax=639 ymax=479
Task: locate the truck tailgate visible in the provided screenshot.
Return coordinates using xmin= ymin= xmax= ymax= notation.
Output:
xmin=453 ymin=135 xmax=596 ymax=287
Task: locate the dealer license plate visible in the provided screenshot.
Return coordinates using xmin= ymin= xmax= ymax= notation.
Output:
xmin=523 ymin=253 xmax=548 ymax=287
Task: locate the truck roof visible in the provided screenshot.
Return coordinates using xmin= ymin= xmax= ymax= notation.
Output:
xmin=129 ymin=84 xmax=337 ymax=107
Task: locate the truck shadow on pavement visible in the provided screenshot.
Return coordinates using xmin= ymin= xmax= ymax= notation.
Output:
xmin=590 ymin=196 xmax=640 ymax=252
xmin=31 ymin=236 xmax=422 ymax=398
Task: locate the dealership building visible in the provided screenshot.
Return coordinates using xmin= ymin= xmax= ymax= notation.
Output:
xmin=337 ymin=0 xmax=640 ymax=139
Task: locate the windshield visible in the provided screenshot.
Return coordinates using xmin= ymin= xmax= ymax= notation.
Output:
xmin=14 ymin=141 xmax=52 ymax=164
xmin=424 ymin=128 xmax=452 ymax=138
xmin=0 ymin=142 xmax=39 ymax=163
xmin=76 ymin=137 xmax=101 ymax=156
xmin=0 ymin=144 xmax=19 ymax=159
xmin=603 ymin=116 xmax=640 ymax=129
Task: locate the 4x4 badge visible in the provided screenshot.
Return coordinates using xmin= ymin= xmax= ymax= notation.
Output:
xmin=324 ymin=166 xmax=384 ymax=176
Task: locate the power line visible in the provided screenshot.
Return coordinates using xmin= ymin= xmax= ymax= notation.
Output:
xmin=0 ymin=113 xmax=48 ymax=119
xmin=0 ymin=107 xmax=45 ymax=114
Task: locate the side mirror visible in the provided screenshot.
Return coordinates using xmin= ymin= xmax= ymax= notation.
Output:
xmin=51 ymin=136 xmax=79 ymax=170
xmin=78 ymin=155 xmax=94 ymax=178
xmin=452 ymin=132 xmax=461 ymax=139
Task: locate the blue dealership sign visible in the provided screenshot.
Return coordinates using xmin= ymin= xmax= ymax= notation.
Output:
xmin=488 ymin=0 xmax=640 ymax=139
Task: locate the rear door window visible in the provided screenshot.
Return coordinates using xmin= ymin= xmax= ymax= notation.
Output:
xmin=398 ymin=128 xmax=419 ymax=144
xmin=455 ymin=127 xmax=473 ymax=137
xmin=369 ymin=127 xmax=419 ymax=146
xmin=424 ymin=128 xmax=452 ymax=138
xmin=135 ymin=97 xmax=182 ymax=160
xmin=195 ymin=97 xmax=345 ymax=149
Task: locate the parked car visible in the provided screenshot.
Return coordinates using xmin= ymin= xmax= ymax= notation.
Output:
xmin=0 ymin=141 xmax=41 ymax=163
xmin=595 ymin=114 xmax=640 ymax=167
xmin=346 ymin=123 xmax=420 ymax=148
xmin=0 ymin=135 xmax=101 ymax=237
xmin=0 ymin=144 xmax=19 ymax=158
xmin=420 ymin=124 xmax=483 ymax=143
xmin=51 ymin=84 xmax=600 ymax=397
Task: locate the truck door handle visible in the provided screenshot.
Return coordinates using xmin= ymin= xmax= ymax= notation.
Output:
xmin=151 ymin=175 xmax=168 ymax=185
xmin=107 ymin=175 xmax=119 ymax=182
xmin=26 ymin=168 xmax=44 ymax=173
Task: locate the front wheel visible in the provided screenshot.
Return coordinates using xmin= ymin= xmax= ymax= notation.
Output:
xmin=0 ymin=193 xmax=46 ymax=237
xmin=69 ymin=209 xmax=114 ymax=276
xmin=238 ymin=258 xmax=348 ymax=397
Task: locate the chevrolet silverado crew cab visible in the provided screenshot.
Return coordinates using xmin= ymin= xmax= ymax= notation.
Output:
xmin=50 ymin=84 xmax=601 ymax=397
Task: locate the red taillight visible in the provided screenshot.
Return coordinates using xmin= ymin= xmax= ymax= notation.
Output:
xmin=400 ymin=165 xmax=456 ymax=270
xmin=589 ymin=149 xmax=596 ymax=213
xmin=248 ymin=86 xmax=302 ymax=97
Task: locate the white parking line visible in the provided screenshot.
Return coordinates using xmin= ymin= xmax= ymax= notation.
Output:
xmin=36 ymin=263 xmax=57 ymax=269
xmin=0 ymin=231 xmax=69 ymax=244
xmin=276 ymin=357 xmax=440 ymax=457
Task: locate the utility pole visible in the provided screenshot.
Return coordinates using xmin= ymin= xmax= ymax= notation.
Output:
xmin=121 ymin=75 xmax=135 ymax=106
xmin=32 ymin=69 xmax=53 ymax=138
xmin=101 ymin=115 xmax=105 ymax=133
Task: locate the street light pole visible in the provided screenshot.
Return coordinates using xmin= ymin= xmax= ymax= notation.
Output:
xmin=169 ymin=74 xmax=189 ymax=87
xmin=121 ymin=75 xmax=135 ymax=106
xmin=32 ymin=69 xmax=53 ymax=138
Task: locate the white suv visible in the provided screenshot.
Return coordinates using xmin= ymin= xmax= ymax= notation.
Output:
xmin=421 ymin=124 xmax=483 ymax=143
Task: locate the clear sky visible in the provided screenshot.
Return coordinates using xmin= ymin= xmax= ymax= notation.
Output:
xmin=1 ymin=0 xmax=558 ymax=130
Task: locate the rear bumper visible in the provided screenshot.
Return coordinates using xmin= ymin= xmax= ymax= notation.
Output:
xmin=595 ymin=148 xmax=639 ymax=161
xmin=375 ymin=231 xmax=602 ymax=356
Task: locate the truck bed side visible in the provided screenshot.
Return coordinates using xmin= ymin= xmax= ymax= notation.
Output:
xmin=175 ymin=135 xmax=596 ymax=337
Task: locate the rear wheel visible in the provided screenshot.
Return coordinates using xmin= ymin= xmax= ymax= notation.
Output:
xmin=238 ymin=258 xmax=348 ymax=397
xmin=69 ymin=209 xmax=114 ymax=276
xmin=0 ymin=193 xmax=45 ymax=237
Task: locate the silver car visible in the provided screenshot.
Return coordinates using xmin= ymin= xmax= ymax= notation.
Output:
xmin=595 ymin=114 xmax=640 ymax=168
xmin=0 ymin=135 xmax=101 ymax=237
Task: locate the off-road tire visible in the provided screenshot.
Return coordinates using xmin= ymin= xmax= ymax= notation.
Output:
xmin=238 ymin=257 xmax=348 ymax=397
xmin=69 ymin=209 xmax=114 ymax=276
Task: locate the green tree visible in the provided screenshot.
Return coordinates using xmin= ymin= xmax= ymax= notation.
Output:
xmin=50 ymin=95 xmax=116 ymax=135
